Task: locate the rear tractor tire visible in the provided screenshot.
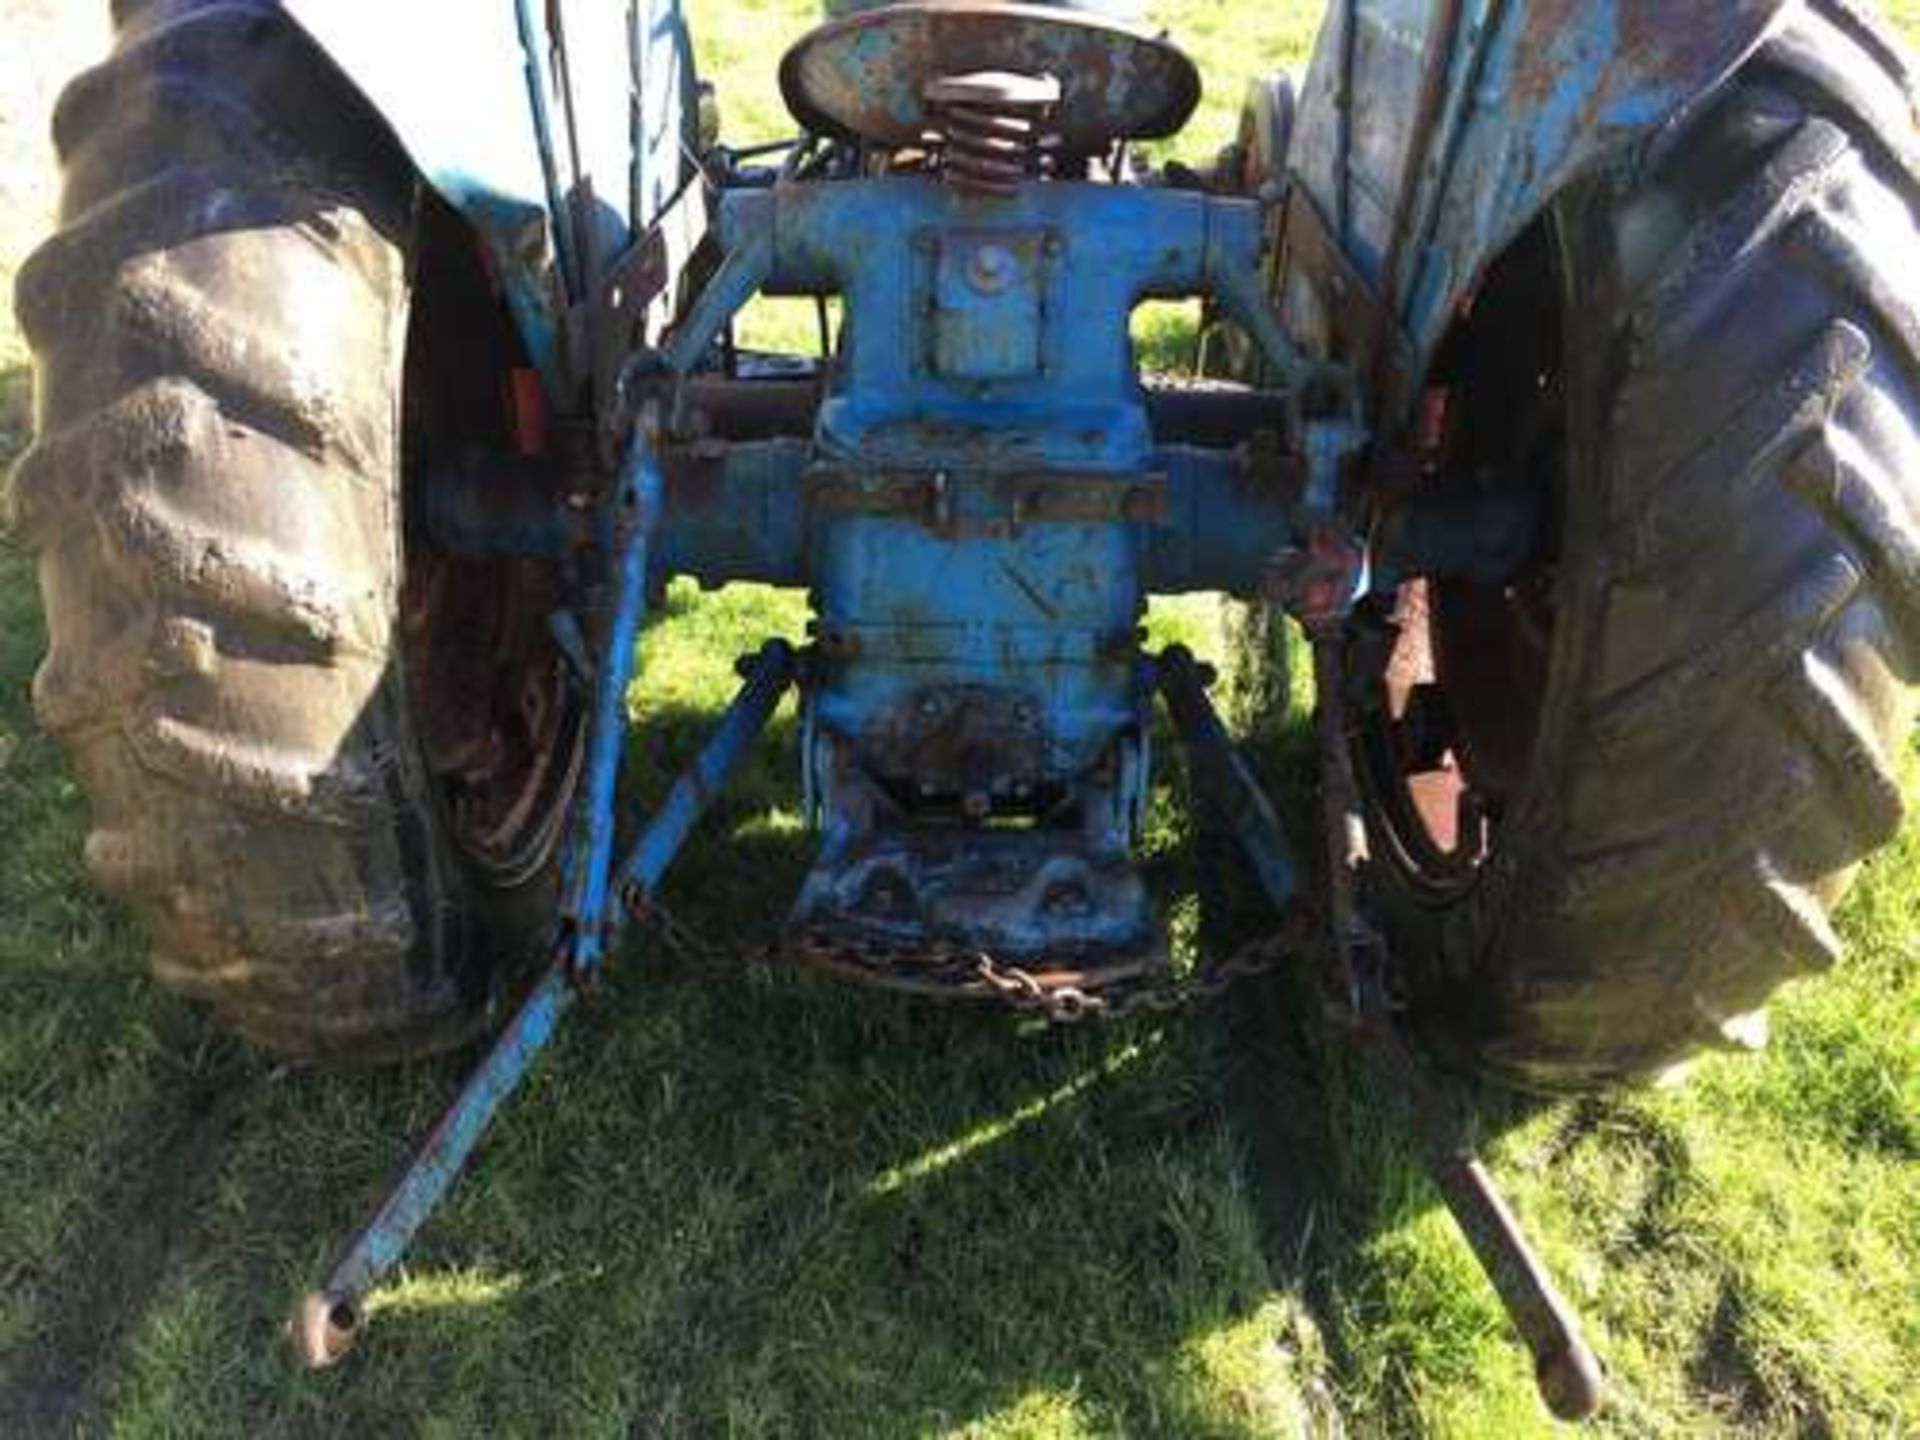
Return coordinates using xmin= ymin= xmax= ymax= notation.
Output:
xmin=9 ymin=2 xmax=583 ymax=1061
xmin=1345 ymin=2 xmax=1920 ymax=1088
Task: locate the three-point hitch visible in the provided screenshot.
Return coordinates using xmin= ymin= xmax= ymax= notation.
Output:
xmin=296 ymin=1 xmax=1599 ymax=1418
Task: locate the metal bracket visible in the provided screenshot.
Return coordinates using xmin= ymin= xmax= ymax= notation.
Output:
xmin=805 ymin=467 xmax=1169 ymax=537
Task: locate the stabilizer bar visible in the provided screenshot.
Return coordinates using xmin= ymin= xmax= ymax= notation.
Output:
xmin=292 ymin=639 xmax=796 ymax=1368
xmin=1155 ymin=642 xmax=1605 ymax=1423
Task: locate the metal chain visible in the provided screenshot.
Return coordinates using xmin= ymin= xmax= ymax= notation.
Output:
xmin=828 ymin=924 xmax=1310 ymax=1024
xmin=628 ymin=883 xmax=1316 ymax=1025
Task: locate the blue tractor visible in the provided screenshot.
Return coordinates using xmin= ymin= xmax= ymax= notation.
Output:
xmin=13 ymin=0 xmax=1918 ymax=1415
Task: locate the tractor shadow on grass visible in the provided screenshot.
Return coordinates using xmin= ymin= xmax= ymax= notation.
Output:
xmin=0 ymin=351 xmax=1511 ymax=1427
xmin=0 ymin=442 xmax=282 ymax=1431
xmin=0 ymin=404 xmax=273 ymax=1429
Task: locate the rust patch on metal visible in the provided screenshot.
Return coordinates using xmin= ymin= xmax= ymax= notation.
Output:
xmin=661 ymin=439 xmax=728 ymax=513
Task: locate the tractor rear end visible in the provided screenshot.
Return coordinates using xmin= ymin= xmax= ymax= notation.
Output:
xmin=14 ymin=0 xmax=1919 ymax=1419
xmin=288 ymin=1 xmax=1590 ymax=1406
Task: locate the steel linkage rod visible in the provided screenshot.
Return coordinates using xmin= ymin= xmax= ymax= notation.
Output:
xmin=1355 ymin=982 xmax=1607 ymax=1421
xmin=292 ymin=433 xmax=665 ymax=1365
xmin=1303 ymin=619 xmax=1603 ymax=1421
xmin=1156 ymin=646 xmax=1297 ymax=912
xmin=559 ymin=437 xmax=667 ymax=985
xmin=1156 ymin=635 xmax=1605 ymax=1422
xmin=513 ymin=0 xmax=583 ymax=306
xmin=291 ymin=627 xmax=793 ymax=1367
xmin=613 ymin=641 xmax=796 ymax=914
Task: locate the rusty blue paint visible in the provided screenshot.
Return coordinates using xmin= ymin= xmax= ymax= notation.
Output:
xmin=655 ymin=441 xmax=813 ymax=588
xmin=558 ymin=433 xmax=665 ymax=983
xmin=693 ymin=171 xmax=1334 ymax=960
xmin=730 ymin=178 xmax=1296 ymax=471
xmin=423 ymin=436 xmax=1372 ymax=604
xmin=282 ymin=0 xmax=701 ymax=401
xmin=1144 ymin=448 xmax=1297 ymax=597
xmin=780 ymin=1 xmax=1199 ymax=155
xmin=317 ymin=962 xmax=578 ymax=1304
xmin=1286 ymin=0 xmax=1790 ymax=426
xmin=637 ymin=167 xmax=1349 ymax=964
xmin=286 ymin=0 xmax=1737 ymax=1377
xmin=279 ymin=0 xmax=1790 ymax=431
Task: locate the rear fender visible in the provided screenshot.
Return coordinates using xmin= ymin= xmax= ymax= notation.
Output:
xmin=1282 ymin=0 xmax=1793 ymax=432
xmin=281 ymin=0 xmax=700 ymax=399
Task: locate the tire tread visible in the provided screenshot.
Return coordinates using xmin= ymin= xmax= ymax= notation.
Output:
xmin=1394 ymin=2 xmax=1920 ymax=1087
xmin=12 ymin=1 xmax=487 ymax=1059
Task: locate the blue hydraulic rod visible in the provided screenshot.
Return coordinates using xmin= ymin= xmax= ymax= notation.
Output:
xmin=614 ymin=639 xmax=797 ymax=909
xmin=560 ymin=441 xmax=666 ymax=983
xmin=293 ymin=639 xmax=796 ymax=1366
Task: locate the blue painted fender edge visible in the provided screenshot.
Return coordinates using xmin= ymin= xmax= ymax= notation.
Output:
xmin=280 ymin=0 xmax=698 ymax=401
xmin=1285 ymin=0 xmax=1793 ymax=429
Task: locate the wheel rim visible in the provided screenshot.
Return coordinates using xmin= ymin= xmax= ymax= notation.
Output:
xmin=397 ymin=199 xmax=585 ymax=890
xmin=1356 ymin=225 xmax=1565 ymax=899
xmin=401 ymin=552 xmax=584 ymax=888
xmin=1362 ymin=568 xmax=1555 ymax=897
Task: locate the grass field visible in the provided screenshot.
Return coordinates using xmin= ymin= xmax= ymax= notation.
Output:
xmin=1 ymin=3 xmax=1916 ymax=1436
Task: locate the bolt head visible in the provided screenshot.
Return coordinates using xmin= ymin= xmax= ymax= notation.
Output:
xmin=966 ymin=244 xmax=1016 ymax=295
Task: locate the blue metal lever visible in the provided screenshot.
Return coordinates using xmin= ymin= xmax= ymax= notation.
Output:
xmin=292 ymin=639 xmax=796 ymax=1368
xmin=613 ymin=640 xmax=798 ymax=910
xmin=559 ymin=435 xmax=666 ymax=986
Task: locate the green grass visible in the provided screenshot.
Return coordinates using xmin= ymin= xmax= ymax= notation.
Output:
xmin=1 ymin=3 xmax=1917 ymax=1436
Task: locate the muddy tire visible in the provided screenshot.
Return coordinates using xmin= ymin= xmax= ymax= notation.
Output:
xmin=9 ymin=2 xmax=577 ymax=1061
xmin=1353 ymin=3 xmax=1920 ymax=1088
